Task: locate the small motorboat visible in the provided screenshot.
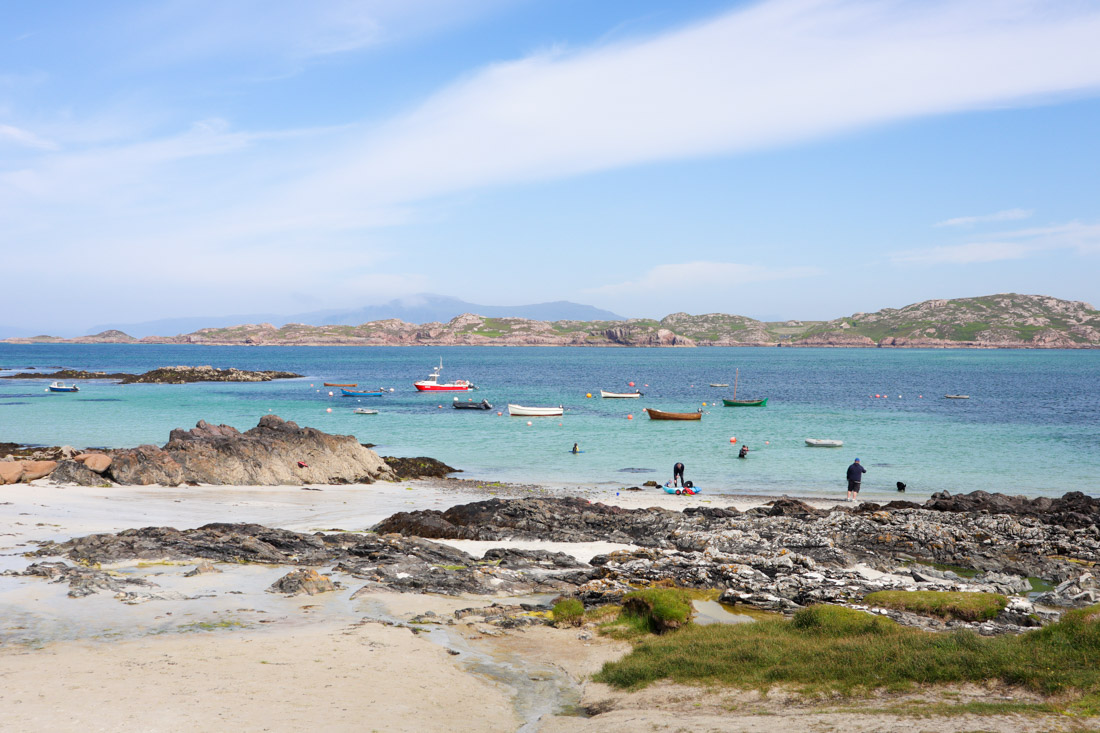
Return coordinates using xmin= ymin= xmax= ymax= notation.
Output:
xmin=353 ymin=408 xmax=378 ymax=415
xmin=805 ymin=438 xmax=844 ymax=447
xmin=453 ymin=397 xmax=492 ymax=410
xmin=508 ymin=404 xmax=564 ymax=417
xmin=414 ymin=359 xmax=476 ymax=392
xmin=709 ymin=383 xmax=728 ymax=388
xmin=46 ymin=382 xmax=79 ymax=393
xmin=342 ymin=388 xmax=385 ymax=397
xmin=600 ymin=390 xmax=642 ymax=398
xmin=324 ymin=382 xmax=357 ymax=387
xmin=945 ymin=394 xmax=970 ymax=399
xmin=644 ymin=408 xmax=702 ymax=421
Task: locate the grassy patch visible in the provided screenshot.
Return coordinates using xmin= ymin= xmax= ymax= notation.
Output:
xmin=864 ymin=591 xmax=1007 ymax=621
xmin=432 ymin=564 xmax=467 ymax=571
xmin=620 ymin=588 xmax=693 ymax=634
xmin=552 ymin=599 xmax=585 ymax=627
xmin=594 ymin=604 xmax=1100 ymax=714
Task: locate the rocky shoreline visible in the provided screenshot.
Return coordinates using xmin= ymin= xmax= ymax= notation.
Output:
xmin=0 ymin=365 xmax=302 ymax=383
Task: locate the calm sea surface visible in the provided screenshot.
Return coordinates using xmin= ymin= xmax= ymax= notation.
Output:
xmin=1 ymin=344 xmax=1097 ymax=501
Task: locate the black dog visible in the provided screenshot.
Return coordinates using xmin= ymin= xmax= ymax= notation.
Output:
xmin=896 ymin=481 xmax=906 ymax=492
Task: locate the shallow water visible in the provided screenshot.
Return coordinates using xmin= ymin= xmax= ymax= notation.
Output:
xmin=2 ymin=344 xmax=1098 ymax=500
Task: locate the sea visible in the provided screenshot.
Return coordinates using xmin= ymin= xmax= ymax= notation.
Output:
xmin=1 ymin=344 xmax=1097 ymax=502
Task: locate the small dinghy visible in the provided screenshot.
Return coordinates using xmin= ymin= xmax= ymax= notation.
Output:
xmin=600 ymin=390 xmax=642 ymax=398
xmin=353 ymin=408 xmax=378 ymax=415
xmin=508 ymin=404 xmax=564 ymax=417
xmin=644 ymin=407 xmax=702 ymax=421
xmin=944 ymin=394 xmax=970 ymax=399
xmin=663 ymin=481 xmax=701 ymax=495
xmin=453 ymin=397 xmax=492 ymax=410
xmin=805 ymin=438 xmax=844 ymax=447
xmin=46 ymin=382 xmax=79 ymax=393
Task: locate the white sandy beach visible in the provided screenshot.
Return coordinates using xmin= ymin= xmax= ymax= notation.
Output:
xmin=0 ymin=478 xmax=1074 ymax=732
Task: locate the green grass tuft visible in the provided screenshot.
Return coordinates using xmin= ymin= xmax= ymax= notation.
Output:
xmin=864 ymin=591 xmax=1007 ymax=621
xmin=594 ymin=603 xmax=1100 ymax=713
xmin=552 ymin=599 xmax=585 ymax=627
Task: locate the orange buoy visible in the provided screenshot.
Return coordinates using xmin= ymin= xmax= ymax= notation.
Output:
xmin=628 ymin=381 xmax=635 ymax=387
xmin=702 ymin=402 xmax=707 ymax=407
xmin=496 ymin=411 xmax=502 ymax=416
xmin=729 ymin=437 xmax=736 ymax=443
xmin=586 ymin=393 xmax=592 ymax=398
xmin=627 ymin=414 xmax=633 ymax=420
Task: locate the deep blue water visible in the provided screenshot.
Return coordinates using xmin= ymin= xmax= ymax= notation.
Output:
xmin=2 ymin=344 xmax=1098 ymax=500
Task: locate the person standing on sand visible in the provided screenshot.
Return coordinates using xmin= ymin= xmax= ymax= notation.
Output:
xmin=672 ymin=462 xmax=685 ymax=487
xmin=846 ymin=458 xmax=866 ymax=502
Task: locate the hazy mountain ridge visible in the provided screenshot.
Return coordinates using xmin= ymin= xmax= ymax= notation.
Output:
xmin=7 ymin=294 xmax=1098 ymax=348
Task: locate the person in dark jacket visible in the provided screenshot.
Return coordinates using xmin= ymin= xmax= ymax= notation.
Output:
xmin=846 ymin=458 xmax=866 ymax=502
xmin=672 ymin=462 xmax=685 ymax=487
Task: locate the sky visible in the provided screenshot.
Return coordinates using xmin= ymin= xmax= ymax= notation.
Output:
xmin=2 ymin=0 xmax=1100 ymax=334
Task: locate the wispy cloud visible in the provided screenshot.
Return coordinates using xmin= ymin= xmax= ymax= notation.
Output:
xmin=935 ymin=209 xmax=1034 ymax=228
xmin=0 ymin=123 xmax=58 ymax=151
xmin=893 ymin=221 xmax=1100 ymax=264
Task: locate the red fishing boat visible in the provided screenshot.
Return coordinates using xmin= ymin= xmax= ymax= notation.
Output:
xmin=413 ymin=359 xmax=477 ymax=392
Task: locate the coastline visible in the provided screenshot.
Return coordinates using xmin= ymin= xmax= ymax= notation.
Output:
xmin=2 ymin=477 xmax=1086 ymax=731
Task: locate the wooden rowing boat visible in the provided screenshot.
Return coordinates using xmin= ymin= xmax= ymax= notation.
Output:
xmin=644 ymin=407 xmax=702 ymax=421
xmin=324 ymin=383 xmax=356 ymax=387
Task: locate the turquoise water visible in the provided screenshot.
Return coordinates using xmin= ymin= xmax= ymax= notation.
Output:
xmin=1 ymin=345 xmax=1098 ymax=501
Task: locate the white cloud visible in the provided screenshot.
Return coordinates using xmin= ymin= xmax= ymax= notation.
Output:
xmin=893 ymin=221 xmax=1100 ymax=264
xmin=935 ymin=209 xmax=1034 ymax=227
xmin=0 ymin=123 xmax=57 ymax=150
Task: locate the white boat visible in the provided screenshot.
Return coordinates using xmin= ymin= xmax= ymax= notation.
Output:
xmin=944 ymin=394 xmax=970 ymax=399
xmin=353 ymin=408 xmax=378 ymax=415
xmin=805 ymin=438 xmax=844 ymax=447
xmin=600 ymin=390 xmax=642 ymax=398
xmin=508 ymin=404 xmax=564 ymax=417
xmin=46 ymin=381 xmax=79 ymax=393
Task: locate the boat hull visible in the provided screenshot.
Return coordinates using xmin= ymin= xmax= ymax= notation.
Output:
xmin=323 ymin=383 xmax=356 ymax=387
xmin=415 ymin=383 xmax=474 ymax=392
xmin=600 ymin=390 xmax=642 ymax=398
xmin=722 ymin=398 xmax=767 ymax=407
xmin=453 ymin=399 xmax=492 ymax=410
xmin=944 ymin=395 xmax=970 ymax=399
xmin=663 ymin=486 xmax=701 ymax=495
xmin=47 ymin=386 xmax=79 ymax=392
xmin=805 ymin=439 xmax=843 ymax=447
xmin=342 ymin=389 xmax=384 ymax=396
xmin=644 ymin=408 xmax=702 ymax=421
xmin=508 ymin=404 xmax=564 ymax=417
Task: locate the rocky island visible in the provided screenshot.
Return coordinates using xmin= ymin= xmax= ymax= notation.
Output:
xmin=6 ymin=293 xmax=1098 ymax=349
xmin=0 ymin=365 xmax=301 ymax=383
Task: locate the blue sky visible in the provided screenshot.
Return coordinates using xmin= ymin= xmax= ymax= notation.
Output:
xmin=3 ymin=0 xmax=1099 ymax=334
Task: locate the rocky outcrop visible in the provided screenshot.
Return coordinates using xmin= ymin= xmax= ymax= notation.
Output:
xmin=75 ymin=453 xmax=112 ymax=473
xmin=106 ymin=415 xmax=394 ymax=486
xmin=117 ymin=366 xmax=301 ymax=383
xmin=49 ymin=459 xmax=109 ymax=486
xmin=268 ymin=569 xmax=337 ymax=596
xmin=0 ymin=459 xmax=58 ymax=484
xmin=382 ymin=456 xmax=458 ymax=479
xmin=923 ymin=490 xmax=1100 ymax=530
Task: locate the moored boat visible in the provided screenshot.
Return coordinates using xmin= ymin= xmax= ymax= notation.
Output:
xmin=324 ymin=382 xmax=357 ymax=387
xmin=453 ymin=397 xmax=493 ymax=410
xmin=945 ymin=394 xmax=970 ymax=399
xmin=709 ymin=383 xmax=728 ymax=387
xmin=644 ymin=407 xmax=702 ymax=421
xmin=342 ymin=388 xmax=385 ymax=397
xmin=805 ymin=438 xmax=844 ymax=447
xmin=722 ymin=368 xmax=767 ymax=407
xmin=414 ymin=359 xmax=476 ymax=392
xmin=353 ymin=408 xmax=378 ymax=414
xmin=600 ymin=390 xmax=642 ymax=398
xmin=46 ymin=382 xmax=79 ymax=393
xmin=508 ymin=404 xmax=564 ymax=417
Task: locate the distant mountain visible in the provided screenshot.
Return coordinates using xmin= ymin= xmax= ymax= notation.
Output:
xmin=13 ymin=293 xmax=1095 ymax=348
xmin=87 ymin=294 xmax=624 ymax=338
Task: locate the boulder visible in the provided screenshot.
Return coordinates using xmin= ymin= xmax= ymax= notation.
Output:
xmin=50 ymin=459 xmax=108 ymax=486
xmin=0 ymin=462 xmax=23 ymax=484
xmin=107 ymin=415 xmax=395 ymax=486
xmin=268 ymin=568 xmax=336 ymax=596
xmin=75 ymin=453 xmax=112 ymax=473
xmin=382 ymin=456 xmax=458 ymax=479
xmin=20 ymin=460 xmax=58 ymax=481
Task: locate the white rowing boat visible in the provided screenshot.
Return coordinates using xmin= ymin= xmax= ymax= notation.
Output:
xmin=508 ymin=404 xmax=564 ymax=417
xmin=353 ymin=408 xmax=378 ymax=415
xmin=944 ymin=394 xmax=970 ymax=399
xmin=805 ymin=438 xmax=843 ymax=447
xmin=600 ymin=390 xmax=642 ymax=398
